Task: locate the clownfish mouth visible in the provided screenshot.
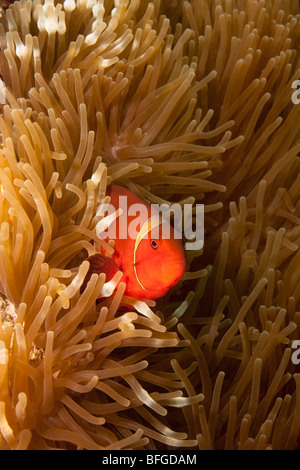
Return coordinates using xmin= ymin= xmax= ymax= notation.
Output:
xmin=164 ymin=261 xmax=186 ymax=286
xmin=146 ymin=261 xmax=187 ymax=295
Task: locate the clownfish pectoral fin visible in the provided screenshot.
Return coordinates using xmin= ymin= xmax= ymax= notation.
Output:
xmin=81 ymin=253 xmax=120 ymax=292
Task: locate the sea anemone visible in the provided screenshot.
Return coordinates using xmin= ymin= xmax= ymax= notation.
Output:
xmin=0 ymin=0 xmax=300 ymax=450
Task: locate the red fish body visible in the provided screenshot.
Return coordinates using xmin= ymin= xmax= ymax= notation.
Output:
xmin=85 ymin=185 xmax=186 ymax=300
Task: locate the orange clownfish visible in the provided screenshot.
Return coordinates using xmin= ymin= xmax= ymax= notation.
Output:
xmin=84 ymin=185 xmax=186 ymax=300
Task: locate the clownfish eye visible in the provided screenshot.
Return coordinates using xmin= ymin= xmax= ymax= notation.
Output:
xmin=150 ymin=239 xmax=158 ymax=250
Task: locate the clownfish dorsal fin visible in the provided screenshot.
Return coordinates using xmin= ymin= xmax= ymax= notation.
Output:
xmin=133 ymin=214 xmax=162 ymax=291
